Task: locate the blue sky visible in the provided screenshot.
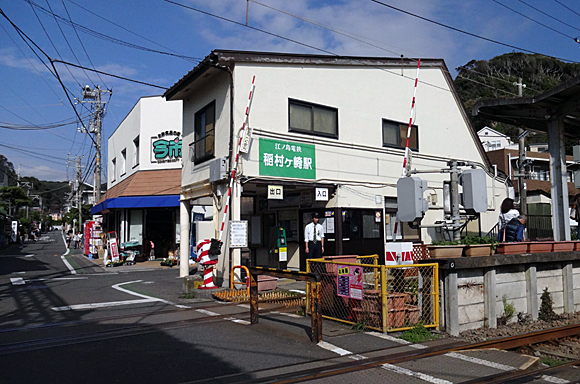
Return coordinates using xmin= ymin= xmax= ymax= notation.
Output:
xmin=1 ymin=0 xmax=580 ymax=182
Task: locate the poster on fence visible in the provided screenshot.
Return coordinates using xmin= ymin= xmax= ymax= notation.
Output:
xmin=336 ymin=264 xmax=364 ymax=300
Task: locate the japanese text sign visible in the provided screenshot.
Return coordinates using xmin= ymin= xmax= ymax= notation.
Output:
xmin=336 ymin=265 xmax=364 ymax=300
xmin=259 ymin=138 xmax=315 ymax=179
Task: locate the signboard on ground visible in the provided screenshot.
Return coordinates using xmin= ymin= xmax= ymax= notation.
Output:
xmin=229 ymin=220 xmax=248 ymax=248
xmin=11 ymin=221 xmax=17 ymax=243
xmin=336 ymin=264 xmax=364 ymax=300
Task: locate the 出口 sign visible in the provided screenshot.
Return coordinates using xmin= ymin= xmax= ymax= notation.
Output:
xmin=259 ymin=138 xmax=315 ymax=179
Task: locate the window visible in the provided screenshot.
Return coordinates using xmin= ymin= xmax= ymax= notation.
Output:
xmin=289 ymin=99 xmax=338 ymax=138
xmin=133 ymin=136 xmax=139 ymax=167
xmin=384 ymin=197 xmax=420 ymax=242
xmin=382 ymin=119 xmax=418 ymax=150
xmin=121 ymin=149 xmax=126 ymax=175
xmin=111 ymin=158 xmax=116 ymax=182
xmin=193 ymin=101 xmax=215 ymax=164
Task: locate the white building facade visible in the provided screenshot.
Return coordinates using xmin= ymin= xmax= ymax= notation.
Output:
xmin=165 ymin=51 xmax=509 ymax=284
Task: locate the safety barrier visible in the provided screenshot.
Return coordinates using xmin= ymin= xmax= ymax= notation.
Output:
xmin=248 ymin=266 xmax=322 ymax=343
xmin=230 ymin=265 xmax=250 ymax=295
xmin=306 ymin=258 xmax=439 ymax=332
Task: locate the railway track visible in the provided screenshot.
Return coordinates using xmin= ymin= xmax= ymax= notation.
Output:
xmin=189 ymin=323 xmax=580 ymax=384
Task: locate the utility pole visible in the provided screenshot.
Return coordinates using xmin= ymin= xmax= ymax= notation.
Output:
xmin=76 ymin=156 xmax=82 ymax=235
xmin=515 ymin=77 xmax=528 ymax=216
xmin=449 ymin=160 xmax=462 ymax=241
xmin=79 ymin=85 xmax=111 ymax=204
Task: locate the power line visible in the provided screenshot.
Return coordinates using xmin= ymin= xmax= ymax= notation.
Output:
xmin=51 ymin=59 xmax=167 ymax=89
xmin=0 ymin=143 xmax=67 ymax=165
xmin=368 ymin=0 xmax=579 ymax=63
xmin=518 ymin=0 xmax=580 ymax=34
xmin=493 ymin=0 xmax=574 ymax=39
xmin=553 ymin=0 xmax=580 ymax=20
xmin=24 ymin=0 xmax=203 ymax=63
xmin=60 ymin=0 xmax=109 ymax=89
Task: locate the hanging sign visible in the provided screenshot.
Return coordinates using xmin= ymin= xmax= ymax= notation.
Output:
xmin=268 ymin=185 xmax=283 ymax=200
xmin=279 ymin=247 xmax=287 ymax=262
xmin=239 ymin=127 xmax=253 ymax=153
xmin=259 ymin=138 xmax=316 ymax=179
xmin=11 ymin=221 xmax=18 ymax=243
xmin=229 ymin=220 xmax=248 ymax=248
xmin=315 ymin=188 xmax=328 ymax=201
xmin=336 ymin=265 xmax=364 ymax=300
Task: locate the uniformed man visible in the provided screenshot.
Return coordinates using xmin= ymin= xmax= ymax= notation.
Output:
xmin=304 ymin=213 xmax=324 ymax=258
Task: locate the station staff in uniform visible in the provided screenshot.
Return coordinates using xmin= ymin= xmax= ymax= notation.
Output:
xmin=305 ymin=213 xmax=324 ymax=259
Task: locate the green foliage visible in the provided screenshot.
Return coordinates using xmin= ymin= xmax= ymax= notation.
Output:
xmin=0 ymin=186 xmax=33 ymax=215
xmin=400 ymin=324 xmax=438 ymax=343
xmin=350 ymin=319 xmax=367 ymax=332
xmin=539 ymin=287 xmax=557 ymax=321
xmin=502 ymin=295 xmax=516 ymax=321
xmin=454 ymin=52 xmax=580 ymax=154
xmin=461 ymin=235 xmax=495 ymax=245
xmin=541 ymin=356 xmax=566 ymax=367
xmin=179 ymin=292 xmax=196 ymax=299
xmin=431 ymin=240 xmax=461 ymax=246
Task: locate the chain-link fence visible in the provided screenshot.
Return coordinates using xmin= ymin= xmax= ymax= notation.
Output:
xmin=307 ymin=257 xmax=438 ymax=332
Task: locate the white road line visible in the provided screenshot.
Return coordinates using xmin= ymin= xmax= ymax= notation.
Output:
xmin=25 ymin=254 xmax=34 ymax=257
xmin=317 ymin=341 xmax=353 ymax=356
xmin=112 ymin=281 xmax=190 ymax=309
xmin=237 ymin=304 xmax=251 ymax=309
xmin=60 ymin=232 xmax=70 ymax=256
xmin=52 ymin=299 xmax=155 ymax=311
xmin=445 ymin=352 xmax=515 ymax=371
xmin=289 ymin=289 xmax=306 ymax=294
xmin=224 ymin=317 xmax=251 ymax=325
xmin=10 ymin=277 xmax=25 ymax=285
xmin=196 ymin=309 xmax=220 ymax=316
xmin=541 ymin=375 xmax=570 ymax=384
xmin=382 ymin=364 xmax=453 ymax=384
xmin=52 ymin=277 xmax=88 ymax=280
xmin=61 ymin=255 xmax=76 ymax=274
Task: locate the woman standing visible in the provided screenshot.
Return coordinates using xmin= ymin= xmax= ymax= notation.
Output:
xmin=498 ymin=198 xmax=520 ymax=241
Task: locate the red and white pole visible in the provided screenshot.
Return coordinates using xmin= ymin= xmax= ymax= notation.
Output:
xmin=218 ymin=76 xmax=256 ymax=243
xmin=394 ymin=60 xmax=421 ymax=240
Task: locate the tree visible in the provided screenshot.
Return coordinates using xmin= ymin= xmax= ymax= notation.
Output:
xmin=0 ymin=186 xmax=32 ymax=216
xmin=62 ymin=205 xmax=92 ymax=229
xmin=454 ymin=52 xmax=580 ymax=153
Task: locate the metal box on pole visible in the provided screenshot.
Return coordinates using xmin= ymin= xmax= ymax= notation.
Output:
xmin=460 ymin=169 xmax=488 ymax=214
xmin=396 ymin=176 xmax=428 ymax=222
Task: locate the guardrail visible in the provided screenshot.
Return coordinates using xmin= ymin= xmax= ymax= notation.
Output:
xmin=248 ymin=266 xmax=322 ymax=343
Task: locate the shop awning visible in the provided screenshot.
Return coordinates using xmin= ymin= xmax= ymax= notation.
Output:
xmin=91 ymin=194 xmax=179 ymax=215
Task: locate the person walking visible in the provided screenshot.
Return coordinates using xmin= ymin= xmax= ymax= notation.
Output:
xmin=502 ymin=215 xmax=527 ymax=242
xmin=304 ymin=213 xmax=324 ymax=259
xmin=73 ymin=232 xmax=79 ymax=249
xmin=498 ymin=198 xmax=520 ymax=242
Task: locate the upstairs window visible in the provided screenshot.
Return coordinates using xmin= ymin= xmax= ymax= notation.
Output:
xmin=133 ymin=136 xmax=139 ymax=167
xmin=111 ymin=158 xmax=116 ymax=182
xmin=289 ymin=99 xmax=338 ymax=139
xmin=193 ymin=101 xmax=215 ymax=164
xmin=382 ymin=119 xmax=418 ymax=151
xmin=121 ymin=149 xmax=126 ymax=175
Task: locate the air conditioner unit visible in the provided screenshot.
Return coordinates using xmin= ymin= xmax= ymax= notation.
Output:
xmin=209 ymin=157 xmax=228 ymax=183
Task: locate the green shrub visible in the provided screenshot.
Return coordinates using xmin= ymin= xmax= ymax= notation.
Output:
xmin=539 ymin=287 xmax=557 ymax=321
xmin=400 ymin=324 xmax=438 ymax=343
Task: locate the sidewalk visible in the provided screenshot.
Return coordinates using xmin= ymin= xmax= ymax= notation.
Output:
xmin=67 ymin=246 xmax=175 ymax=272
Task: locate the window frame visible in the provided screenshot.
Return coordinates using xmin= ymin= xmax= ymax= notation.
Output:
xmin=132 ymin=136 xmax=139 ymax=168
xmin=111 ymin=158 xmax=116 ymax=182
xmin=382 ymin=118 xmax=419 ymax=151
xmin=120 ymin=148 xmax=126 ymax=176
xmin=288 ymin=98 xmax=338 ymax=139
xmin=193 ymin=100 xmax=216 ymax=164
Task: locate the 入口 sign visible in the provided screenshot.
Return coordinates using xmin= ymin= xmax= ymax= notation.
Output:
xmin=268 ymin=185 xmax=283 ymax=200
xmin=315 ymin=188 xmax=328 ymax=201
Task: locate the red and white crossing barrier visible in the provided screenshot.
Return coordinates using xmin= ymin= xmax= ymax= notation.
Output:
xmin=394 ymin=60 xmax=421 ymax=240
xmin=197 ymin=238 xmax=218 ymax=289
xmin=217 ymin=76 xmax=256 ymax=243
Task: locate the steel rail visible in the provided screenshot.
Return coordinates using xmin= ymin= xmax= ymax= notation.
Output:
xmin=0 ymin=303 xmax=302 ymax=356
xmin=460 ymin=359 xmax=580 ymax=384
xmin=189 ymin=323 xmax=580 ymax=383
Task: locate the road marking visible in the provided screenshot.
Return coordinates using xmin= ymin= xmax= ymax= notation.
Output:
xmin=25 ymin=254 xmax=34 ymax=257
xmin=10 ymin=278 xmax=25 ymax=285
xmin=51 ymin=277 xmax=89 ymax=280
xmin=382 ymin=363 xmax=452 ymax=384
xmin=541 ymin=375 xmax=569 ymax=384
xmin=445 ymin=352 xmax=515 ymax=371
xmin=112 ymin=281 xmax=190 ymax=309
xmin=317 ymin=341 xmax=353 ymax=356
xmin=61 ymin=255 xmax=77 ymax=274
xmin=290 ymin=289 xmax=306 ymax=294
xmin=237 ymin=304 xmax=251 ymax=309
xmin=196 ymin=309 xmax=220 ymax=316
xmin=224 ymin=317 xmax=251 ymax=325
xmin=52 ymin=299 xmax=155 ymax=311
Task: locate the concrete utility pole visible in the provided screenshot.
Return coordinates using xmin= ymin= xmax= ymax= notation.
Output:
xmin=449 ymin=161 xmax=462 ymax=241
xmin=76 ymin=156 xmax=82 ymax=235
xmin=79 ymin=85 xmax=111 ymax=204
xmin=515 ymin=77 xmax=528 ymax=215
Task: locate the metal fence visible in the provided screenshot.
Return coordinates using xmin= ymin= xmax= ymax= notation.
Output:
xmin=527 ymin=214 xmax=553 ymax=240
xmin=306 ymin=256 xmax=438 ymax=332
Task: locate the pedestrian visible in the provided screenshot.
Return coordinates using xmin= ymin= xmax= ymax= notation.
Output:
xmin=73 ymin=233 xmax=79 ymax=249
xmin=304 ymin=213 xmax=324 ymax=259
xmin=502 ymin=214 xmax=527 ymax=242
xmin=149 ymin=240 xmax=155 ymax=260
xmin=78 ymin=233 xmax=83 ymax=248
xmin=498 ymin=198 xmax=520 ymax=242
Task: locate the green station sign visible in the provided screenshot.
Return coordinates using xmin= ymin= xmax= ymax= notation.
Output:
xmin=259 ymin=138 xmax=316 ymax=179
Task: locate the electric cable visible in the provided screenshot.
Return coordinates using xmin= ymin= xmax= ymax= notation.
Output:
xmin=368 ymin=0 xmax=579 ymax=63
xmin=493 ymin=0 xmax=575 ymax=39
xmin=0 ymin=143 xmax=67 ymax=165
xmin=518 ymin=0 xmax=580 ymax=34
xmin=553 ymin=0 xmax=580 ymax=20
xmin=60 ymin=0 xmax=109 ymax=89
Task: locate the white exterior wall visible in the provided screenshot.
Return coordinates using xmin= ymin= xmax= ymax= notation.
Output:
xmin=108 ymin=96 xmax=182 ymax=189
